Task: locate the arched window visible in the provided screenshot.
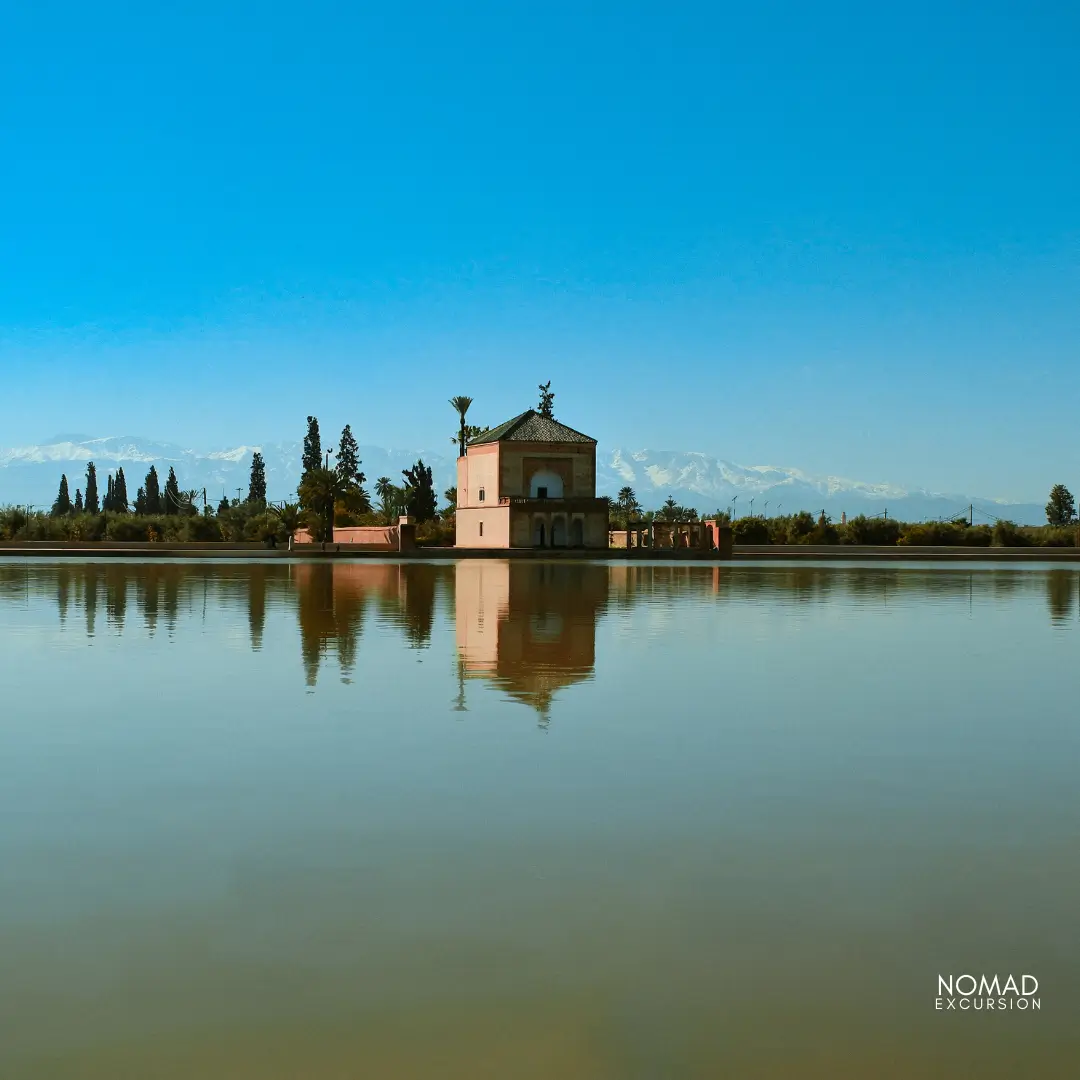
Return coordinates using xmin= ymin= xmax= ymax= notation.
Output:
xmin=529 ymin=469 xmax=564 ymax=498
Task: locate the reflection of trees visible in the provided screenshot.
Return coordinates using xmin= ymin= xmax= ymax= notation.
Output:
xmin=248 ymin=564 xmax=267 ymax=650
xmin=1046 ymin=571 xmax=1078 ymax=626
xmin=292 ymin=563 xmax=438 ymax=685
xmin=401 ymin=565 xmax=437 ymax=649
xmin=105 ymin=564 xmax=127 ymax=633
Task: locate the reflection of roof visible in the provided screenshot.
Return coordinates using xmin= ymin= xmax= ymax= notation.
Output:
xmin=471 ymin=409 xmax=595 ymax=445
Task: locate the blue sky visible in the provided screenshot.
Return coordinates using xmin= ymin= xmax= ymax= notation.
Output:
xmin=1 ymin=2 xmax=1077 ymax=499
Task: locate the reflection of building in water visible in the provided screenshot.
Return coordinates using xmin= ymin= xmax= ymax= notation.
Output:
xmin=454 ymin=561 xmax=608 ymax=722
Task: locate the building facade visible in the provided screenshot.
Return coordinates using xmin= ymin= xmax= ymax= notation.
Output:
xmin=455 ymin=409 xmax=609 ymax=549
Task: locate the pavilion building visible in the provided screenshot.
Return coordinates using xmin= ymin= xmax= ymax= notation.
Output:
xmin=455 ymin=409 xmax=609 ymax=549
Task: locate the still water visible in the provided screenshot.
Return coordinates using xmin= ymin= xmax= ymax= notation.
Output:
xmin=1 ymin=559 xmax=1078 ymax=1078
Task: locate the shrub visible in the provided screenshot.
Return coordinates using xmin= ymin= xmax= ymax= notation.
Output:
xmin=992 ymin=520 xmax=1032 ymax=547
xmin=183 ymin=515 xmax=223 ymax=542
xmin=841 ymin=515 xmax=901 ymax=545
xmin=416 ymin=520 xmax=455 ymax=547
xmin=108 ymin=517 xmax=151 ymax=541
xmin=898 ymin=522 xmax=965 ymax=546
xmin=732 ymin=517 xmax=770 ymax=544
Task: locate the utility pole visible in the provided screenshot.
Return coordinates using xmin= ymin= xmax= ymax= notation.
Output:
xmin=235 ymin=487 xmax=242 ymax=504
xmin=969 ymin=504 xmax=973 ymax=527
xmin=884 ymin=507 xmax=887 ymax=522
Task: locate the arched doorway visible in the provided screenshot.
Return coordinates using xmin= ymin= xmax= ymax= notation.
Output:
xmin=570 ymin=518 xmax=584 ymax=547
xmin=551 ymin=516 xmax=566 ymax=547
xmin=533 ymin=519 xmax=546 ymax=547
xmin=529 ymin=470 xmax=564 ymax=499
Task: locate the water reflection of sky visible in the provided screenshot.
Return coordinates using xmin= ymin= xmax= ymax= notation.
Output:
xmin=1 ymin=560 xmax=1078 ymax=1078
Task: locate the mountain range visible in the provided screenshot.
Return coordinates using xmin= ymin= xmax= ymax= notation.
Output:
xmin=0 ymin=434 xmax=1047 ymax=525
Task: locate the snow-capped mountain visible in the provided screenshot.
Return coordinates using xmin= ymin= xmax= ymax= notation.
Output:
xmin=0 ymin=434 xmax=1046 ymax=524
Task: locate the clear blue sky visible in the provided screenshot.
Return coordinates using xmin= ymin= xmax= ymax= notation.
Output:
xmin=1 ymin=2 xmax=1077 ymax=499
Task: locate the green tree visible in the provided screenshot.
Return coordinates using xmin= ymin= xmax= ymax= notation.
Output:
xmin=449 ymin=395 xmax=474 ymax=458
xmin=248 ymin=451 xmax=267 ymax=505
xmin=302 ymin=416 xmax=322 ymax=476
xmin=268 ymin=501 xmax=304 ymax=541
xmin=84 ymin=461 xmax=100 ymax=514
xmin=443 ymin=486 xmax=458 ymax=512
xmin=104 ymin=473 xmax=115 ymax=513
xmin=334 ymin=425 xmax=369 ymax=511
xmin=537 ymin=380 xmax=555 ymax=419
xmin=162 ymin=467 xmax=182 ymax=515
xmin=74 ymin=488 xmax=84 ymax=513
xmin=1046 ymin=484 xmax=1075 ymax=527
xmin=114 ymin=467 xmax=129 ymax=513
xmin=298 ymin=466 xmax=359 ymax=542
xmin=52 ymin=474 xmax=73 ymax=516
xmin=335 ymin=425 xmax=363 ymax=483
xmin=133 ymin=486 xmax=147 ymax=515
xmin=616 ymin=486 xmax=641 ymax=518
xmin=217 ymin=494 xmax=230 ymax=515
xmin=143 ymin=466 xmax=162 ymax=514
xmin=402 ymin=459 xmax=436 ymax=521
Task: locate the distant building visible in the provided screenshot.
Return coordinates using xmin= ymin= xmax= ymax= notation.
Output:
xmin=455 ymin=409 xmax=609 ymax=548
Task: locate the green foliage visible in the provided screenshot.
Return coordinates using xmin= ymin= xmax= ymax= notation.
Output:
xmin=841 ymin=515 xmax=901 ymax=545
xmin=537 ymin=380 xmax=555 ymax=419
xmin=114 ymin=467 xmax=129 ymax=514
xmin=52 ymin=474 xmax=73 ymax=517
xmin=73 ymin=488 xmax=83 ymax=513
xmin=108 ymin=517 xmax=151 ymax=541
xmin=657 ymin=496 xmax=697 ymax=522
xmin=450 ymin=395 xmax=473 ymax=457
xmin=248 ymin=451 xmax=267 ymax=505
xmin=298 ymin=466 xmax=361 ymax=541
xmin=84 ymin=461 xmax=100 ymax=514
xmin=335 ymin=424 xmax=366 ymax=497
xmin=415 ymin=520 xmax=456 ymax=547
xmin=402 ymin=459 xmax=437 ymax=522
xmin=1046 ymin=484 xmax=1075 ymax=527
xmin=443 ymin=486 xmax=458 ymax=513
xmin=268 ymin=501 xmax=304 ymax=538
xmin=302 ymin=415 xmax=322 ymax=476
xmin=732 ymin=517 xmax=770 ymax=543
xmin=163 ymin=467 xmax=181 ymax=515
xmin=992 ymin=520 xmax=1033 ymax=547
xmin=143 ymin=466 xmax=162 ymax=514
xmin=898 ymin=522 xmax=964 ymax=545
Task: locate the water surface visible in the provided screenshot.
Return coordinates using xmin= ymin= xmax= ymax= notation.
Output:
xmin=1 ymin=559 xmax=1078 ymax=1078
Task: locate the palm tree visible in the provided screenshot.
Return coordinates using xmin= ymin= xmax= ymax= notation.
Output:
xmin=617 ymin=486 xmax=641 ymax=518
xmin=268 ymin=501 xmax=303 ymax=541
xmin=449 ymin=395 xmax=474 ymax=458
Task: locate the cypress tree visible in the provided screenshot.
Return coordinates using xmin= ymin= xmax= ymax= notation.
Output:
xmin=52 ymin=474 xmax=73 ymax=516
xmin=84 ymin=462 xmax=100 ymax=514
xmin=217 ymin=494 xmax=230 ymax=515
xmin=144 ymin=466 xmax=161 ymax=514
xmin=134 ymin=486 xmax=147 ymax=515
xmin=248 ymin=451 xmax=267 ymax=505
xmin=74 ymin=488 xmax=84 ymax=513
xmin=163 ymin=467 xmax=181 ymax=515
xmin=104 ymin=474 xmax=115 ymax=513
xmin=114 ymin=467 xmax=129 ymax=513
xmin=302 ymin=416 xmax=322 ymax=476
xmin=336 ymin=424 xmax=365 ymax=486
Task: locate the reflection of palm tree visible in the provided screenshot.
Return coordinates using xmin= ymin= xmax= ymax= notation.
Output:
xmin=450 ymin=395 xmax=473 ymax=458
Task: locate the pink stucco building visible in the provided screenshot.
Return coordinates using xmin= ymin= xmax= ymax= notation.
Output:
xmin=455 ymin=409 xmax=609 ymax=549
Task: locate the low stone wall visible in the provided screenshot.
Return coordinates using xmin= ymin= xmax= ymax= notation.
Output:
xmin=294 ymin=526 xmax=398 ymax=549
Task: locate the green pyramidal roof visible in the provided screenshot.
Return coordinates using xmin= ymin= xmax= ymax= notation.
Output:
xmin=470 ymin=409 xmax=596 ymax=446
